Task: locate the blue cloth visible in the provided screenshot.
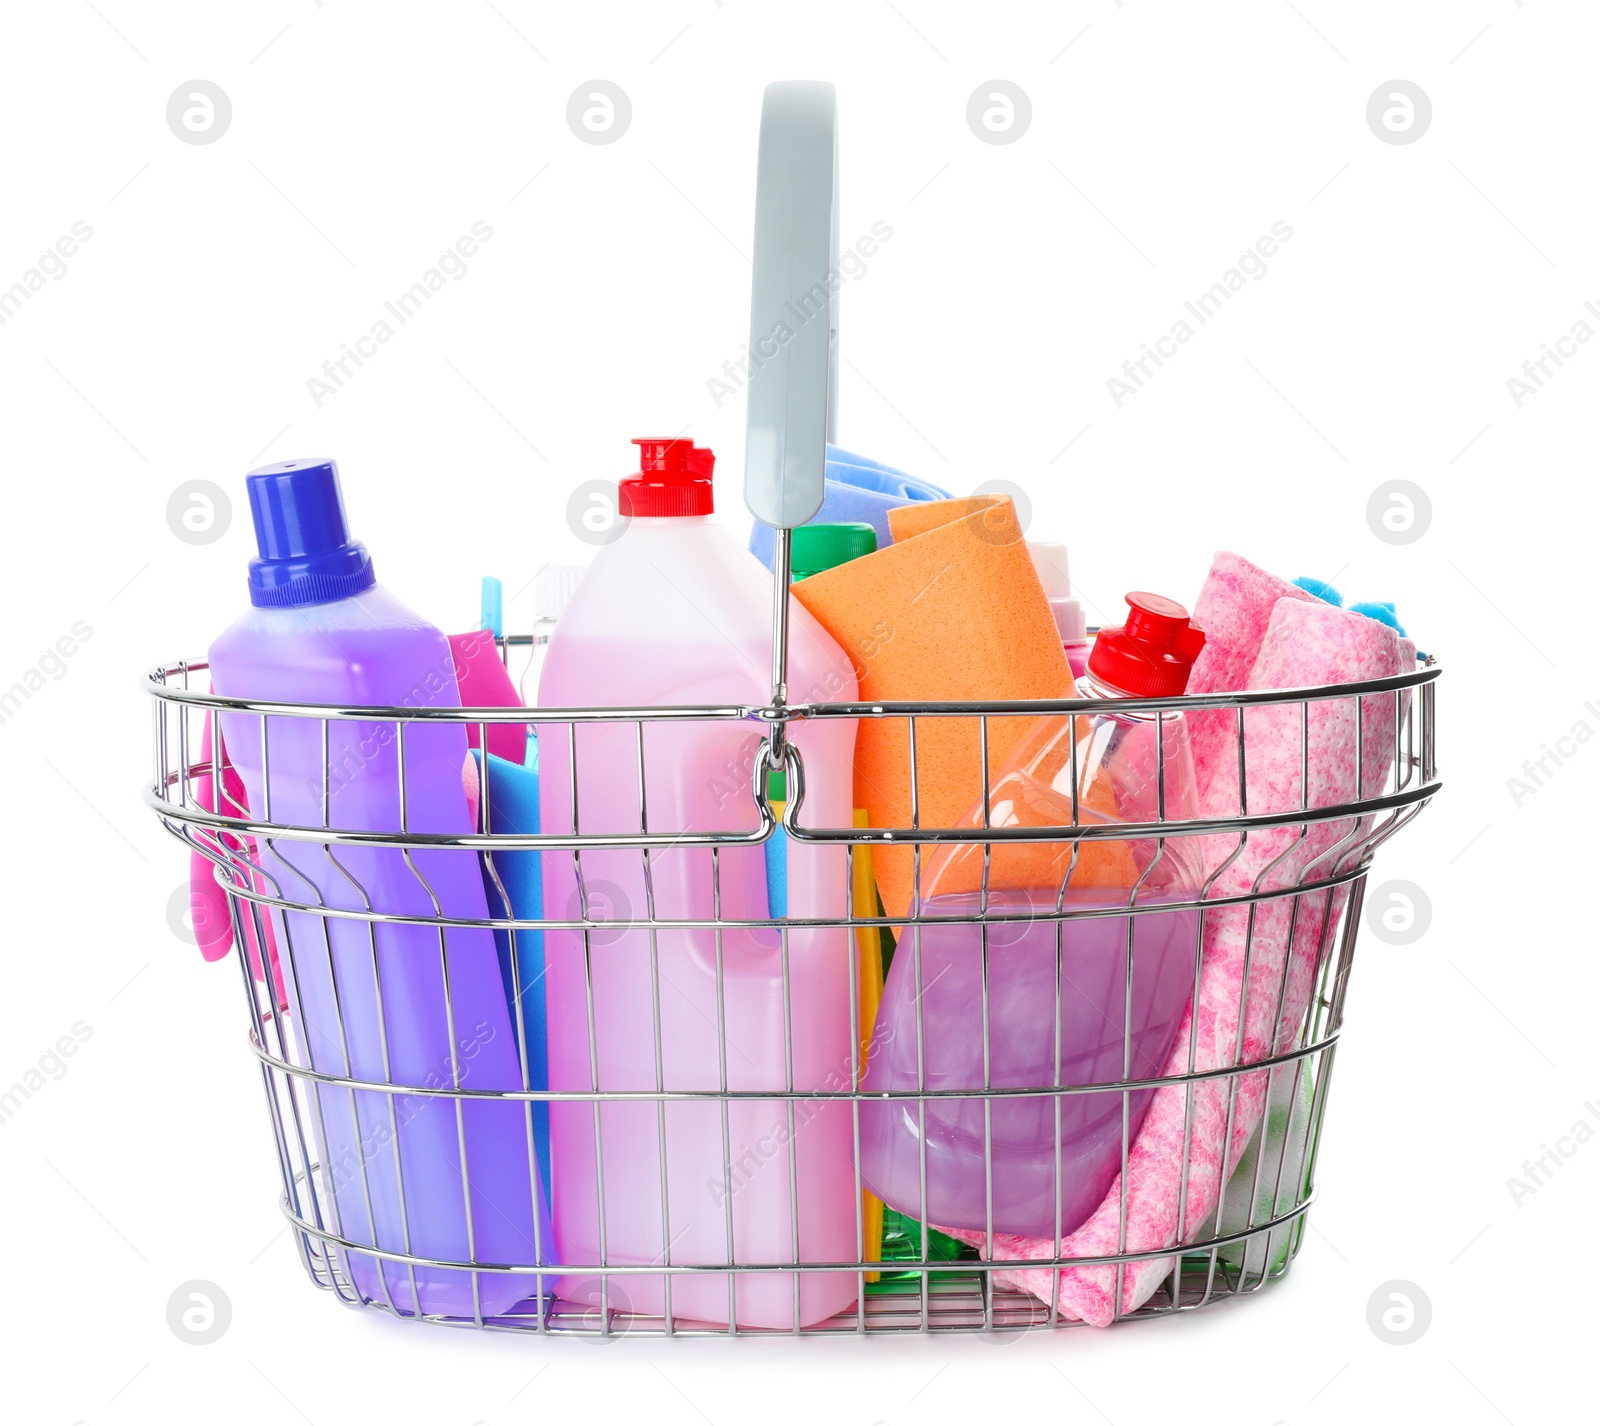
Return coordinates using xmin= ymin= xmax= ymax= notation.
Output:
xmin=470 ymin=746 xmax=551 ymax=1200
xmin=748 ymin=444 xmax=951 ymax=571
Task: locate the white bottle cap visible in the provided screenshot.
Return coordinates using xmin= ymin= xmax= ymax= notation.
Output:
xmin=1029 ymin=541 xmax=1087 ymax=644
xmin=533 ymin=563 xmax=587 ymax=622
xmin=1030 ymin=542 xmax=1070 ymax=598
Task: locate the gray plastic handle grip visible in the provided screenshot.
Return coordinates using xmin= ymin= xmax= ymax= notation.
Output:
xmin=742 ymin=81 xmax=839 ymax=531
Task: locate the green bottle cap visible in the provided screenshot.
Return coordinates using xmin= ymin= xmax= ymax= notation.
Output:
xmin=790 ymin=522 xmax=877 ymax=582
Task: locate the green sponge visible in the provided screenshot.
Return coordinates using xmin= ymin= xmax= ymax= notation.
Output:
xmin=865 ymin=1207 xmax=975 ymax=1292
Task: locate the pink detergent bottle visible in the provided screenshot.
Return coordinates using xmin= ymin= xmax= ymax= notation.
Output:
xmin=860 ymin=593 xmax=1208 ymax=1240
xmin=538 ymin=439 xmax=860 ymax=1328
xmin=209 ymin=458 xmax=547 ymax=1319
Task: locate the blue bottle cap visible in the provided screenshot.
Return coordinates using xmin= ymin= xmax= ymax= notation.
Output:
xmin=1349 ymin=600 xmax=1406 ymax=637
xmin=1292 ymin=576 xmax=1343 ymax=606
xmin=245 ymin=457 xmax=376 ymax=608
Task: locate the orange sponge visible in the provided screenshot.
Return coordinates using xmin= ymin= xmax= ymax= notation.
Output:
xmin=791 ymin=496 xmax=1072 ymax=918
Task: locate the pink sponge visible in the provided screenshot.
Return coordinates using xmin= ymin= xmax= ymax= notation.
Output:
xmin=947 ymin=598 xmax=1406 ymax=1324
xmin=448 ymin=629 xmax=528 ymax=764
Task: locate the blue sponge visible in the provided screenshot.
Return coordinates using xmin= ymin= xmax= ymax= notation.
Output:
xmin=1349 ymin=600 xmax=1407 ymax=637
xmin=470 ymin=747 xmax=551 ymax=1197
xmin=1293 ymin=578 xmax=1408 ymax=638
xmin=1291 ymin=576 xmax=1343 ymax=606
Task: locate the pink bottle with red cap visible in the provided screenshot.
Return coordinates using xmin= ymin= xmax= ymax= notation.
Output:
xmin=860 ymin=593 xmax=1208 ymax=1239
xmin=537 ymin=439 xmax=860 ymax=1328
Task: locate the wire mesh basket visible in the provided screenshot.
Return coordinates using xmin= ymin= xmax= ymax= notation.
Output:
xmin=144 ymin=639 xmax=1439 ymax=1336
xmin=140 ymin=81 xmax=1441 ymax=1336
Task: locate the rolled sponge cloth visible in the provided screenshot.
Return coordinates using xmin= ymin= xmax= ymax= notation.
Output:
xmin=946 ymin=596 xmax=1406 ymax=1323
xmin=748 ymin=444 xmax=951 ymax=572
xmin=1186 ymin=552 xmax=1321 ymax=811
xmin=789 ymin=495 xmax=1071 ymax=919
xmin=1189 ymin=551 xmax=1322 ymax=695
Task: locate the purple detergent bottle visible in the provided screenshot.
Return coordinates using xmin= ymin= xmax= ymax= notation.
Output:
xmin=208 ymin=458 xmax=548 ymax=1319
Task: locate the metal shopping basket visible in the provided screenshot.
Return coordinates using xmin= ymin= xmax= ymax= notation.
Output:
xmin=142 ymin=83 xmax=1440 ymax=1336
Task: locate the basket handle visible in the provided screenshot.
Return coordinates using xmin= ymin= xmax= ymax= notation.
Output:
xmin=742 ymin=80 xmax=838 ymax=532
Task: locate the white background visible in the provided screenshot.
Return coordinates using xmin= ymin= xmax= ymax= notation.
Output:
xmin=2 ymin=2 xmax=1594 ymax=1422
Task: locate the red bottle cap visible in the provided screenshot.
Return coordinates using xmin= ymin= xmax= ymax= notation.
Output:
xmin=618 ymin=438 xmax=716 ymax=517
xmin=1088 ymin=592 xmax=1207 ymax=698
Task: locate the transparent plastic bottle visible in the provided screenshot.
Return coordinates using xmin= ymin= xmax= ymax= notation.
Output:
xmin=536 ymin=439 xmax=860 ymax=1328
xmin=860 ymin=593 xmax=1207 ymax=1239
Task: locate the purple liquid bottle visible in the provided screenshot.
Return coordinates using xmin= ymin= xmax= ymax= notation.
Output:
xmin=209 ymin=459 xmax=548 ymax=1318
xmin=860 ymin=593 xmax=1209 ymax=1240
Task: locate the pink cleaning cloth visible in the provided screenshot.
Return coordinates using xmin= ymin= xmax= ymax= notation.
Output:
xmin=947 ymin=598 xmax=1404 ymax=1323
xmin=1187 ymin=552 xmax=1320 ymax=695
xmin=1186 ymin=551 xmax=1320 ymax=810
xmin=189 ymin=708 xmax=241 ymax=964
xmin=190 ymin=707 xmax=286 ymax=1005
